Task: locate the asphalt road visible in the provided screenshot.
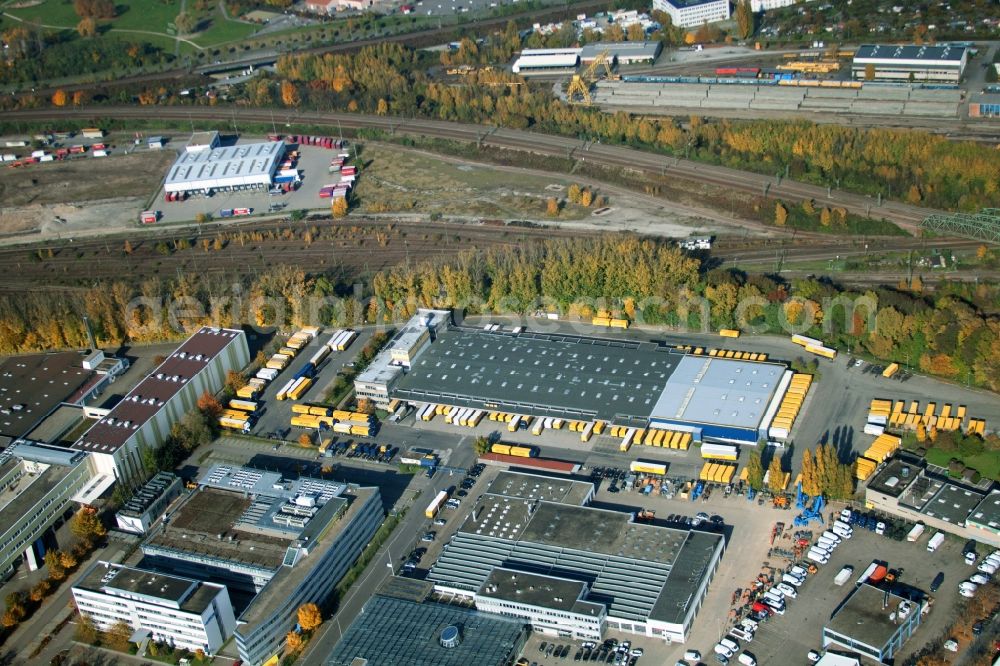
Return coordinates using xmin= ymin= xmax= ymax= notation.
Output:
xmin=5 ymin=107 xmax=943 ymax=231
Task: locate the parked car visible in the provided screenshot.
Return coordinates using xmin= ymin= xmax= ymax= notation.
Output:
xmin=930 ymin=572 xmax=945 ymax=591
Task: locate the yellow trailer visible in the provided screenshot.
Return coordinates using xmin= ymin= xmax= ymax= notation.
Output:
xmin=719 ymin=329 xmax=741 ymax=338
xmin=610 ymin=319 xmax=630 ymax=329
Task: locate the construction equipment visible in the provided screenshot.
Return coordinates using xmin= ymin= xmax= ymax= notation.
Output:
xmin=567 ymin=49 xmax=618 ymax=105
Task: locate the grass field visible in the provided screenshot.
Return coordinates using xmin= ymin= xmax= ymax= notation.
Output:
xmin=924 ymin=446 xmax=1000 ymax=482
xmin=355 ymin=144 xmax=594 ymax=220
xmin=4 ymin=0 xmax=256 ymax=48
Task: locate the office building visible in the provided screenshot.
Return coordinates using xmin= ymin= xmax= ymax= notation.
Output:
xmin=651 ymin=0 xmax=730 ymax=28
xmin=823 ymin=583 xmax=923 ymax=663
xmin=72 ymin=561 xmax=236 ymax=655
xmin=140 ymin=465 xmax=382 ymax=666
xmin=115 ymin=472 xmax=184 ymax=534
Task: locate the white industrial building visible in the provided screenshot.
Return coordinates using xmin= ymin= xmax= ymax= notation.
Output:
xmin=72 ymin=561 xmax=237 ymax=655
xmin=512 ymin=48 xmax=581 ymax=74
xmin=165 ymin=142 xmax=284 ymax=195
xmin=72 ymin=327 xmax=250 ymax=484
xmin=852 ymin=44 xmax=968 ymax=82
xmin=652 ymin=0 xmax=730 ymax=28
xmin=580 ymin=42 xmax=663 ymax=65
xmin=475 ymin=568 xmax=606 ymax=641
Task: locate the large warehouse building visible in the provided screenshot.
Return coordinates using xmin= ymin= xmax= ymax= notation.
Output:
xmin=164 ymin=141 xmax=284 ymax=195
xmin=852 ymin=44 xmax=968 ymax=82
xmin=427 ymin=471 xmax=725 ymax=643
xmin=369 ymin=312 xmax=791 ymax=444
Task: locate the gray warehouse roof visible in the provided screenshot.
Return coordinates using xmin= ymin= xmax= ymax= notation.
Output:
xmin=325 ymin=594 xmax=525 ymax=666
xmin=825 ymin=583 xmax=917 ymax=651
xmin=479 ymin=568 xmax=586 ymax=612
xmin=580 ymin=42 xmax=662 ymax=60
xmin=968 ymin=490 xmax=1000 ymax=531
xmin=854 ymin=44 xmax=967 ymax=63
xmin=392 ymin=328 xmax=784 ymax=430
xmin=650 ymin=355 xmax=784 ymax=430
xmin=165 ymin=141 xmax=281 ymax=189
xmin=393 ymin=328 xmax=680 ymax=422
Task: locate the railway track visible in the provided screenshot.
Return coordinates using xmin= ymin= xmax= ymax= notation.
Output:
xmin=4 ymin=107 xmax=940 ymax=232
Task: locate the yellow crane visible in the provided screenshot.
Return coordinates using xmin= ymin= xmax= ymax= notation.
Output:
xmin=567 ymin=49 xmax=618 ymax=105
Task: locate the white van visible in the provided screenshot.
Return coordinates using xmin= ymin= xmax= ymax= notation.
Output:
xmin=807 ymin=550 xmax=829 ymax=565
xmin=833 ymin=520 xmax=854 ymax=535
xmin=738 ymin=653 xmax=758 ymax=666
xmin=719 ymin=637 xmax=740 ymax=653
xmin=782 ymin=573 xmax=804 ymax=587
xmin=817 ymin=538 xmax=838 ymax=551
xmin=821 ymin=530 xmax=843 ymax=545
xmin=762 ymin=597 xmax=786 ymax=614
xmin=811 ymin=544 xmax=833 ymax=557
xmin=730 ymin=628 xmax=754 ymax=642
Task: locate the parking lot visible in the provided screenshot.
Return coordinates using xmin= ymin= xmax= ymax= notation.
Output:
xmin=248 ymin=326 xmax=375 ymax=440
xmin=154 ymin=134 xmax=356 ymax=224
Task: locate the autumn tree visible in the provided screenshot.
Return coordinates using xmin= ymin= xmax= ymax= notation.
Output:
xmin=74 ymin=0 xmax=115 ymax=19
xmin=604 ymin=24 xmax=625 ymax=42
xmin=766 ymin=455 xmax=785 ymax=493
xmin=72 ymin=90 xmax=89 ymax=106
xmin=280 ymin=80 xmax=300 ymax=107
xmin=51 ymin=89 xmax=68 ymax=107
xmin=580 ymin=190 xmax=594 ymax=207
xmin=75 ymin=614 xmax=98 ymax=643
xmin=106 ymin=620 xmax=133 ymax=652
xmin=76 ymin=17 xmax=97 ymax=37
xmin=174 ymin=12 xmax=197 ymax=34
xmin=567 ymin=184 xmax=581 ymax=204
xmin=800 ymin=449 xmax=821 ymax=497
xmin=29 ymin=579 xmax=51 ymax=602
xmin=546 ymin=198 xmax=560 ymax=217
xmin=298 ymin=432 xmax=313 ymax=447
xmin=734 ymin=0 xmax=754 ymax=39
xmin=626 ymin=23 xmax=646 ymax=42
xmin=70 ymin=507 xmax=107 ymax=543
xmin=45 ymin=550 xmax=66 ymax=581
xmin=297 ymin=602 xmax=323 ymax=631
xmin=59 ymin=549 xmax=78 ymax=570
xmin=819 ymin=208 xmax=832 ymax=227
xmin=196 ymin=391 xmax=223 ymax=417
xmin=864 ymin=63 xmax=875 ymax=80
xmin=376 ymin=98 xmax=389 ymax=115
xmin=331 ymin=197 xmax=348 ymax=218
xmin=745 ymin=447 xmax=764 ymax=491
xmin=774 ymin=202 xmax=788 ymax=226
xmin=286 ymin=631 xmax=304 ymax=653
xmin=907 ymin=185 xmax=922 ymax=203
xmin=123 ymin=240 xmax=133 ymax=255
xmin=224 ymin=370 xmax=245 ymax=394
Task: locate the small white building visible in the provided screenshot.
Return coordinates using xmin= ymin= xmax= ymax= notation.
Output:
xmin=72 ymin=562 xmax=236 ymax=655
xmin=475 ymin=568 xmax=606 ymax=641
xmin=512 ymin=48 xmax=582 ymax=74
xmin=750 ymin=0 xmax=815 ymax=11
xmin=652 ymin=0 xmax=730 ymax=28
xmin=185 ymin=130 xmax=220 ymax=154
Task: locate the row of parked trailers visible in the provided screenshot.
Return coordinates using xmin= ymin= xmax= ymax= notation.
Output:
xmin=854 ymin=433 xmax=902 ymax=481
xmin=612 ymin=425 xmax=693 ymax=453
xmin=270 ymin=134 xmax=348 ymax=150
xmin=768 ymin=373 xmax=812 ymax=440
xmin=867 ymin=398 xmax=984 ymax=436
xmin=790 ymin=334 xmax=838 ymax=360
xmin=290 ymin=407 xmax=375 ymax=437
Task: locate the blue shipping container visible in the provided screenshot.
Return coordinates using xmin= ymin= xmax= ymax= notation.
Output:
xmin=293 ymin=362 xmax=315 ymax=380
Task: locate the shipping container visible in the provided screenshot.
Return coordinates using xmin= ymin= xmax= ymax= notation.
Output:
xmin=140 ymin=211 xmax=159 ymax=224
xmin=229 ymin=399 xmax=259 ymax=414
xmin=630 ymin=460 xmax=667 ymax=475
xmin=791 ymin=334 xmax=823 ymax=348
xmin=805 ymin=344 xmax=837 ymax=359
xmin=719 ymin=329 xmax=741 ymax=338
xmin=507 ymin=415 xmax=522 ymax=432
xmin=425 ymin=490 xmax=449 ymax=518
xmin=275 ymin=378 xmax=296 ymax=401
xmin=701 ymin=443 xmax=739 ymax=460
xmin=882 ymin=363 xmax=899 ymax=378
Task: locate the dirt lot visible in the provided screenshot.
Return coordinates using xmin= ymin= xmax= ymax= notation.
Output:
xmin=0 ymin=150 xmax=174 ymax=239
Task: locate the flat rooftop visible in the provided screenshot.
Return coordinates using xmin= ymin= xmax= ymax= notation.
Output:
xmin=650 ymin=355 xmax=784 ymax=430
xmin=826 ymin=583 xmax=916 ymax=650
xmin=394 ymin=328 xmax=682 ymax=422
xmin=487 ymin=470 xmax=593 ymax=506
xmin=920 ymin=482 xmax=984 ymax=525
xmin=325 ymin=594 xmax=525 ymax=666
xmin=866 ymin=457 xmax=921 ymax=498
xmin=649 ymin=530 xmax=724 ymax=624
xmin=76 ymin=561 xmax=222 ymax=614
xmin=25 ymin=404 xmax=86 ymax=445
xmin=394 ymin=328 xmax=784 ymax=429
xmin=968 ymin=490 xmax=1000 ymax=531
xmin=0 ymin=352 xmax=94 ymax=439
xmin=145 ymin=488 xmax=292 ymax=570
xmin=479 ymin=567 xmax=586 ymax=612
xmin=581 ymin=42 xmax=661 ymax=58
xmin=662 ymin=0 xmax=726 ymax=7
xmin=118 ymin=472 xmax=179 ymax=518
xmin=0 ymin=461 xmax=70 ymax=526
xmin=166 ymin=142 xmax=281 ymax=187
xmin=854 ymin=44 xmax=967 ymax=63
xmin=74 ymin=327 xmax=243 ymax=454
xmin=238 ymin=486 xmax=374 ymax=631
